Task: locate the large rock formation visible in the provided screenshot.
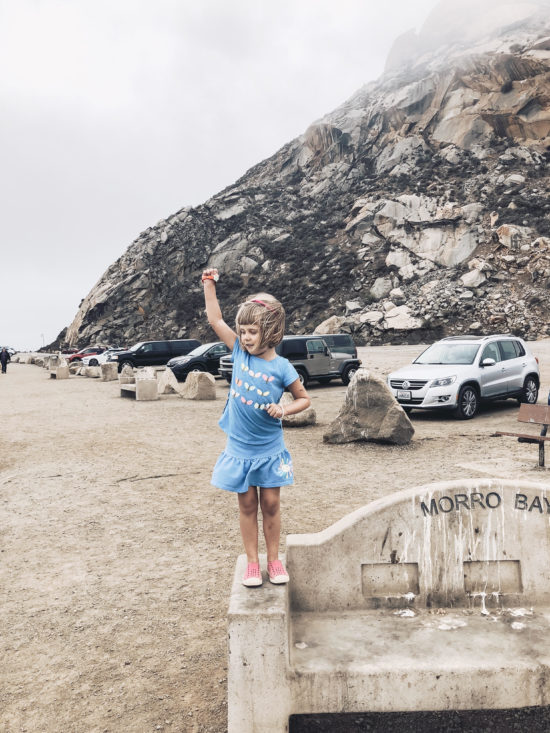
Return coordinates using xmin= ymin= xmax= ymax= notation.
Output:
xmin=58 ymin=0 xmax=550 ymax=350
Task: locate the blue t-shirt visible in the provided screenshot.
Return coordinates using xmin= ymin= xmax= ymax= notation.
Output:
xmin=219 ymin=340 xmax=299 ymax=456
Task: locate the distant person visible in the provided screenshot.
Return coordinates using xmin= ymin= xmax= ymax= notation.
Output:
xmin=202 ymin=267 xmax=310 ymax=587
xmin=0 ymin=347 xmax=10 ymax=374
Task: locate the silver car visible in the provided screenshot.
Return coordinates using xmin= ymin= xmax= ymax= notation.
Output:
xmin=387 ymin=334 xmax=540 ymax=419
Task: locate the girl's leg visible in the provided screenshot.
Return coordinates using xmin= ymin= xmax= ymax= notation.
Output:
xmin=259 ymin=487 xmax=281 ymax=563
xmin=238 ymin=486 xmax=259 ymax=563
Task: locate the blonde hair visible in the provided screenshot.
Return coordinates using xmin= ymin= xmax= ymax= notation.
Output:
xmin=235 ymin=292 xmax=285 ymax=349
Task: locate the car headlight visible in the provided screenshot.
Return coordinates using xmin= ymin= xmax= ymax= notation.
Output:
xmin=429 ymin=375 xmax=457 ymax=388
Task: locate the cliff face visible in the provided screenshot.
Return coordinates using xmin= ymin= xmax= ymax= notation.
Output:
xmin=62 ymin=1 xmax=550 ymax=349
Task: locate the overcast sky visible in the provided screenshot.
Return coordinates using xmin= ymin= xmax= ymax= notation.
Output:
xmin=1 ymin=0 xmax=437 ymax=350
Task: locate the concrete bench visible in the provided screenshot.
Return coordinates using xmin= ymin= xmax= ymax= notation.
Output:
xmin=228 ymin=478 xmax=550 ymax=732
xmin=495 ymin=403 xmax=550 ymax=467
xmin=49 ymin=366 xmax=70 ymax=379
xmin=120 ymin=380 xmax=158 ymax=401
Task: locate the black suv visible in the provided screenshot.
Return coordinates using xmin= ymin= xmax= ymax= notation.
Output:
xmin=218 ymin=334 xmax=361 ymax=387
xmin=111 ymin=339 xmax=201 ymax=372
xmin=167 ymin=341 xmax=231 ymax=381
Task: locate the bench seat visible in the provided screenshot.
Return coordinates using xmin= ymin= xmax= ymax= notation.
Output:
xmin=290 ymin=609 xmax=550 ymax=713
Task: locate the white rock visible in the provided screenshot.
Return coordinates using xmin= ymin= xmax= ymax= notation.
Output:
xmin=314 ymin=315 xmax=346 ymax=334
xmin=389 ymin=287 xmax=406 ymax=304
xmin=384 ymin=305 xmax=424 ymax=331
xmin=360 ymin=310 xmax=384 ymax=325
xmin=504 ymin=174 xmax=526 ymax=186
xmin=370 ymin=277 xmax=393 ymax=301
xmin=460 ymin=269 xmax=486 ymax=288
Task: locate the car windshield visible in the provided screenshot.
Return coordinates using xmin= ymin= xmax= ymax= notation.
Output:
xmin=187 ymin=343 xmax=217 ymax=357
xmin=414 ymin=342 xmax=480 ymax=365
xmin=129 ymin=342 xmax=144 ymax=352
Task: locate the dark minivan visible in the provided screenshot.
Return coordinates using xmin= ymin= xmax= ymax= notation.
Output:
xmin=110 ymin=339 xmax=201 ymax=372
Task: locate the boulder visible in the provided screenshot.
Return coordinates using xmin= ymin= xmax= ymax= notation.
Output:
xmin=360 ymin=310 xmax=384 ymax=325
xmin=460 ymin=269 xmax=486 ymax=288
xmin=314 ymin=315 xmax=346 ymax=334
xmin=100 ymin=362 xmax=119 ymax=382
xmin=280 ymin=392 xmax=316 ymax=427
xmin=384 ymin=305 xmax=424 ymax=331
xmin=157 ymin=367 xmax=185 ymax=396
xmin=370 ymin=277 xmax=393 ymax=301
xmin=181 ymin=371 xmax=216 ymax=400
xmin=323 ymin=368 xmax=414 ymax=446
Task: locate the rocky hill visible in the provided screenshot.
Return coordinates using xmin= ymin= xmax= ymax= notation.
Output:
xmin=60 ymin=0 xmax=550 ymax=349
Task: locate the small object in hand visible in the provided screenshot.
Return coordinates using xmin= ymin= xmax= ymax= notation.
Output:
xmin=202 ymin=273 xmax=219 ymax=283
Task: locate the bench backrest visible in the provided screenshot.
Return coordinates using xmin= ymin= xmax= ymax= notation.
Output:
xmin=286 ymin=479 xmax=550 ymax=612
xmin=518 ymin=403 xmax=550 ymax=425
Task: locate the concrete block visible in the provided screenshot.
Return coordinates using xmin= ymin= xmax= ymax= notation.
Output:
xmin=84 ymin=366 xmax=101 ymax=378
xmin=228 ymin=555 xmax=291 ymax=733
xmin=52 ymin=366 xmax=69 ymax=380
xmin=100 ymin=362 xmax=118 ymax=382
xmin=135 ymin=379 xmax=159 ymax=401
xmin=119 ymin=364 xmax=135 ymax=384
xmin=181 ymin=371 xmax=216 ymax=400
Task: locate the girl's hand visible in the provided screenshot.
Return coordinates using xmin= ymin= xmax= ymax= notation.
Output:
xmin=266 ymin=402 xmax=285 ymax=419
xmin=202 ymin=267 xmax=219 ymax=284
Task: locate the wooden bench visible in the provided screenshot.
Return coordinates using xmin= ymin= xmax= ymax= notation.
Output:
xmin=495 ymin=403 xmax=550 ymax=467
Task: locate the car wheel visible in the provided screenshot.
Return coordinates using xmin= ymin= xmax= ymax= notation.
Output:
xmin=519 ymin=376 xmax=538 ymax=405
xmin=341 ymin=365 xmax=358 ymax=386
xmin=455 ymin=385 xmax=479 ymax=420
xmin=120 ymin=360 xmax=134 ymax=370
xmin=295 ymin=368 xmax=308 ymax=388
xmin=89 ymin=358 xmax=98 ymax=366
xmin=403 ymin=406 xmax=413 ymax=415
xmin=317 ymin=377 xmax=332 ymax=385
xmin=225 ymin=376 xmax=232 ymax=384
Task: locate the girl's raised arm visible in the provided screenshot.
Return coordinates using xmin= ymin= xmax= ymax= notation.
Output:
xmin=202 ymin=268 xmax=237 ymax=350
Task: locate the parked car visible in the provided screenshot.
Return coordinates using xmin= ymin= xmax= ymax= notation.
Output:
xmin=316 ymin=333 xmax=358 ymax=358
xmin=110 ymin=339 xmax=201 ymax=372
xmin=218 ymin=334 xmax=361 ymax=387
xmin=66 ymin=346 xmax=106 ymax=363
xmin=82 ymin=348 xmax=126 ymax=367
xmin=167 ymin=341 xmax=231 ymax=381
xmin=387 ymin=334 xmax=540 ymax=420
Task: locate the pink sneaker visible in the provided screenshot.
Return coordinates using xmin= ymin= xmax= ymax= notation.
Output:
xmin=267 ymin=559 xmax=289 ymax=584
xmin=242 ymin=562 xmax=262 ymax=587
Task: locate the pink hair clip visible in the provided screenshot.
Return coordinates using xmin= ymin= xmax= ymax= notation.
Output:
xmin=248 ymin=298 xmax=276 ymax=311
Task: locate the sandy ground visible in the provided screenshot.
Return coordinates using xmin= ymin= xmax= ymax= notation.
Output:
xmin=3 ymin=341 xmax=550 ymax=733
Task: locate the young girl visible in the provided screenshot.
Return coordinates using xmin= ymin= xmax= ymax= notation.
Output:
xmin=202 ymin=267 xmax=310 ymax=587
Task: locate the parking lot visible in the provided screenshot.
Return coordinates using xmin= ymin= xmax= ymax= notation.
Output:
xmin=2 ymin=339 xmax=550 ymax=732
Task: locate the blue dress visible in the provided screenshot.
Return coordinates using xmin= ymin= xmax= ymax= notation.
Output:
xmin=211 ymin=340 xmax=299 ymax=493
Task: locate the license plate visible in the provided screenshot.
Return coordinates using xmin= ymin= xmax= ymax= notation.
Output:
xmin=397 ymin=390 xmax=412 ymax=401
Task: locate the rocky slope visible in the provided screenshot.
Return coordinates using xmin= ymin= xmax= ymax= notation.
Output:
xmin=60 ymin=0 xmax=550 ymax=349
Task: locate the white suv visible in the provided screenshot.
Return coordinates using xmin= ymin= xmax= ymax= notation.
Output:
xmin=387 ymin=335 xmax=540 ymax=419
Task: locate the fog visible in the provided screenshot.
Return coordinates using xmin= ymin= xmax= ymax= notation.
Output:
xmin=2 ymin=0 xmax=537 ymax=350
